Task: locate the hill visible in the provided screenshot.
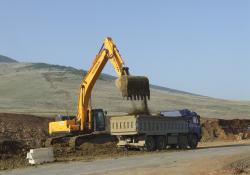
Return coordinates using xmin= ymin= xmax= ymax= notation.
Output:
xmin=0 ymin=61 xmax=250 ymax=119
xmin=0 ymin=55 xmax=18 ymax=63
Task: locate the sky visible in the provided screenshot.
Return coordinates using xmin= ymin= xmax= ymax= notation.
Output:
xmin=0 ymin=0 xmax=249 ymax=101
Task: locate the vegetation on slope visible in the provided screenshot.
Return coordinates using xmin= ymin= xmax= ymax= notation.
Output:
xmin=0 ymin=59 xmax=250 ymax=119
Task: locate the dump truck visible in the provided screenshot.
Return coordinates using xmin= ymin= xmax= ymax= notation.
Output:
xmin=110 ymin=109 xmax=202 ymax=151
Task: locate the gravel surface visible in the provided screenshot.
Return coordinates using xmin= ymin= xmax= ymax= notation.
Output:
xmin=1 ymin=142 xmax=250 ymax=175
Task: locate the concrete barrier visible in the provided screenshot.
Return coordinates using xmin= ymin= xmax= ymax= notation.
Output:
xmin=26 ymin=147 xmax=55 ymax=165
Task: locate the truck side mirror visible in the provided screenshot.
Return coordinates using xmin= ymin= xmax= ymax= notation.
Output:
xmin=104 ymin=111 xmax=108 ymax=115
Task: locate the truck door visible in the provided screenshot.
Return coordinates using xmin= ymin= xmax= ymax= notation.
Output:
xmin=191 ymin=116 xmax=201 ymax=139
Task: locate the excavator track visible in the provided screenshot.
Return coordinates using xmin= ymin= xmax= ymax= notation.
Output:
xmin=45 ymin=132 xmax=113 ymax=149
xmin=44 ymin=134 xmax=72 ymax=147
xmin=68 ymin=133 xmax=95 ymax=148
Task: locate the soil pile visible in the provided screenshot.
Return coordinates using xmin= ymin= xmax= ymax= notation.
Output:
xmin=0 ymin=113 xmax=52 ymax=170
xmin=201 ymin=118 xmax=250 ymax=142
xmin=53 ymin=135 xmax=123 ymax=161
xmin=0 ymin=113 xmax=52 ymax=148
xmin=223 ymin=155 xmax=250 ymax=174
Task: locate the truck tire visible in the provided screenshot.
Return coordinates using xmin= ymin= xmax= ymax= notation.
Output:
xmin=189 ymin=134 xmax=198 ymax=149
xmin=178 ymin=135 xmax=188 ymax=149
xmin=156 ymin=136 xmax=166 ymax=150
xmin=178 ymin=143 xmax=187 ymax=149
xmin=169 ymin=144 xmax=177 ymax=149
xmin=145 ymin=136 xmax=156 ymax=151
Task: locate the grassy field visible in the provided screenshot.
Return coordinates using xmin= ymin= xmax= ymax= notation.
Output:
xmin=0 ymin=62 xmax=250 ymax=119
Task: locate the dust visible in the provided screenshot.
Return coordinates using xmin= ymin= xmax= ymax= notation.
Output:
xmin=129 ymin=99 xmax=150 ymax=115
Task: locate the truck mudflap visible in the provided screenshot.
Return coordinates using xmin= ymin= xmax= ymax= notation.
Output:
xmin=117 ymin=139 xmax=146 ymax=148
xmin=116 ymin=135 xmax=146 ymax=148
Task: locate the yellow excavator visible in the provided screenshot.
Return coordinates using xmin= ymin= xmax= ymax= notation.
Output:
xmin=45 ymin=37 xmax=150 ymax=147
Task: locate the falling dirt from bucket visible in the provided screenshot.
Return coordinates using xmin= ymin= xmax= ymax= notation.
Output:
xmin=128 ymin=98 xmax=150 ymax=115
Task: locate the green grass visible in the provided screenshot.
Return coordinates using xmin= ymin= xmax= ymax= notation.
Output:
xmin=0 ymin=62 xmax=250 ymax=119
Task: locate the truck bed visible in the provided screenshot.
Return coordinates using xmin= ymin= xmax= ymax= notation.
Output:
xmin=110 ymin=114 xmax=189 ymax=136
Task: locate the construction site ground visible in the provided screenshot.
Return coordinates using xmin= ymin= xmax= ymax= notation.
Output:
xmin=2 ymin=140 xmax=250 ymax=175
xmin=0 ymin=113 xmax=250 ymax=172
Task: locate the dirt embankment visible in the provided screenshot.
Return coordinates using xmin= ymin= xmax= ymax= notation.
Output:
xmin=201 ymin=118 xmax=250 ymax=142
xmin=0 ymin=113 xmax=250 ymax=170
xmin=0 ymin=113 xmax=52 ymax=170
xmin=0 ymin=113 xmax=52 ymax=148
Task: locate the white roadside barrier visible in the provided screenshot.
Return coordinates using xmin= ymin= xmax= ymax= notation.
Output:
xmin=26 ymin=147 xmax=55 ymax=165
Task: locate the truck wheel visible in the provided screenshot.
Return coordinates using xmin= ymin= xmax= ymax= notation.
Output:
xmin=145 ymin=136 xmax=156 ymax=151
xmin=178 ymin=135 xmax=188 ymax=149
xmin=189 ymin=134 xmax=198 ymax=149
xmin=169 ymin=144 xmax=177 ymax=149
xmin=156 ymin=136 xmax=166 ymax=150
xmin=178 ymin=143 xmax=187 ymax=149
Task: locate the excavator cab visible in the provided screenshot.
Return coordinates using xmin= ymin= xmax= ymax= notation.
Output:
xmin=91 ymin=109 xmax=106 ymax=132
xmin=49 ymin=109 xmax=106 ymax=135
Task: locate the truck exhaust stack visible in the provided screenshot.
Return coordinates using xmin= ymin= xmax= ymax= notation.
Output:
xmin=116 ymin=75 xmax=150 ymax=100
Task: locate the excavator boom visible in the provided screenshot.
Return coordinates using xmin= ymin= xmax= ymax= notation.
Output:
xmin=47 ymin=37 xmax=150 ymax=148
xmin=78 ymin=37 xmax=150 ymax=131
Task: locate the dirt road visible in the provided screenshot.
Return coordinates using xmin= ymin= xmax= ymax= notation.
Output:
xmin=1 ymin=141 xmax=250 ymax=175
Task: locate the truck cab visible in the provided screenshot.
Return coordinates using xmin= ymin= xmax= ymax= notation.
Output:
xmin=187 ymin=113 xmax=202 ymax=140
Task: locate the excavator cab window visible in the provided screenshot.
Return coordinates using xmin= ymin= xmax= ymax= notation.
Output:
xmin=92 ymin=109 xmax=106 ymax=131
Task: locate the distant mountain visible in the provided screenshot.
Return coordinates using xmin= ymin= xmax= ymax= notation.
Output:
xmin=21 ymin=62 xmax=201 ymax=96
xmin=0 ymin=56 xmax=250 ymax=119
xmin=0 ymin=55 xmax=18 ymax=63
xmin=150 ymin=84 xmax=202 ymax=97
xmin=20 ymin=62 xmax=117 ymax=81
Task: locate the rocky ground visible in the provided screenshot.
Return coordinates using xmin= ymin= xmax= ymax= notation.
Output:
xmin=2 ymin=140 xmax=250 ymax=175
xmin=0 ymin=113 xmax=249 ymax=170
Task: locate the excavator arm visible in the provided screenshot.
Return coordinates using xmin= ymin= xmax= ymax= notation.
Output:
xmin=78 ymin=37 xmax=150 ymax=131
xmin=102 ymin=38 xmax=126 ymax=76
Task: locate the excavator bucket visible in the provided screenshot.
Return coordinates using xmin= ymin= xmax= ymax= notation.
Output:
xmin=116 ymin=75 xmax=150 ymax=100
